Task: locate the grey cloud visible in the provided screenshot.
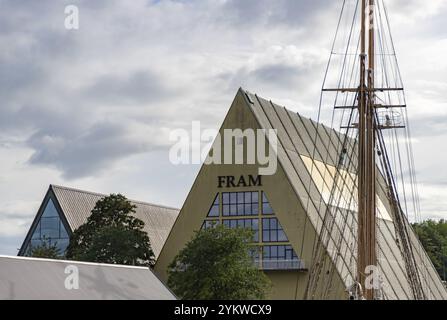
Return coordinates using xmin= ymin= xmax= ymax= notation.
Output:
xmin=220 ymin=0 xmax=332 ymax=27
xmin=83 ymin=71 xmax=172 ymax=105
xmin=248 ymin=63 xmax=312 ymax=87
xmin=27 ymin=121 xmax=154 ymax=179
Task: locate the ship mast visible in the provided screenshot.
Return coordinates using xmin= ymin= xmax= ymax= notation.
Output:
xmin=357 ymin=0 xmax=377 ymax=300
xmin=305 ymin=0 xmax=428 ymax=300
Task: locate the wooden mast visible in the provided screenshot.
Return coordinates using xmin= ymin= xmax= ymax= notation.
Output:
xmin=357 ymin=0 xmax=377 ymax=300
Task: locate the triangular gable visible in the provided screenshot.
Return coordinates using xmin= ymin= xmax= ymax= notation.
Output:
xmin=154 ymin=88 xmax=447 ymax=300
xmin=18 ymin=186 xmax=72 ymax=256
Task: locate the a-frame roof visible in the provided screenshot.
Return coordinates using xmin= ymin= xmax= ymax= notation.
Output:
xmin=240 ymin=88 xmax=447 ymax=299
xmin=19 ymin=185 xmax=179 ymax=258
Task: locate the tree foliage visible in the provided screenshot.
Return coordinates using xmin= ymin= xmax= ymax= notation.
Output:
xmin=66 ymin=194 xmax=154 ymax=267
xmin=167 ymin=224 xmax=271 ymax=300
xmin=413 ymin=219 xmax=447 ymax=281
xmin=29 ymin=238 xmax=61 ymax=259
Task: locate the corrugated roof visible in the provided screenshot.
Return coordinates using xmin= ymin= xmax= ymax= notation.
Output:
xmin=0 ymin=255 xmax=175 ymax=300
xmin=51 ymin=185 xmax=179 ymax=259
xmin=241 ymin=89 xmax=447 ymax=300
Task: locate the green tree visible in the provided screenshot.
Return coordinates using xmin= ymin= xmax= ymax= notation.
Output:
xmin=29 ymin=238 xmax=61 ymax=259
xmin=66 ymin=194 xmax=154 ymax=267
xmin=167 ymin=224 xmax=271 ymax=300
xmin=413 ymin=219 xmax=447 ymax=281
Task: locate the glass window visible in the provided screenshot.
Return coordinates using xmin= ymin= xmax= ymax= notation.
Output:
xmin=25 ymin=198 xmax=70 ymax=256
xmin=41 ymin=217 xmax=60 ymax=239
xmin=262 ymin=218 xmax=288 ymax=242
xmin=42 ymin=199 xmax=59 ymax=217
xmin=222 ymin=218 xmax=259 ymax=242
xmin=262 ymin=192 xmax=274 ymax=215
xmin=262 ymin=245 xmax=300 ymax=270
xmin=31 ymin=222 xmax=41 ymax=240
xmin=223 ymin=192 xmax=259 ymax=216
xmin=60 ymin=221 xmax=69 ymax=239
xmin=55 ymin=238 xmax=70 ymax=253
xmin=207 ymin=194 xmax=220 ymax=217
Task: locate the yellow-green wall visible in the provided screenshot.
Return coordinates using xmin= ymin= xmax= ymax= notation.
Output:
xmin=154 ymin=90 xmax=347 ymax=300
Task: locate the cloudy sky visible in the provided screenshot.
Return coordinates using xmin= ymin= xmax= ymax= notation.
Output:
xmin=1 ymin=0 xmax=447 ymax=255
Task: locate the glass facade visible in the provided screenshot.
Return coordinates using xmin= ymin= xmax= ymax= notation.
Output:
xmin=202 ymin=191 xmax=304 ymax=270
xmin=223 ymin=191 xmax=258 ymax=216
xmin=223 ymin=218 xmax=259 ymax=242
xmin=262 ymin=218 xmax=287 ymax=242
xmin=262 ymin=245 xmax=303 ymax=270
xmin=27 ymin=199 xmax=69 ymax=255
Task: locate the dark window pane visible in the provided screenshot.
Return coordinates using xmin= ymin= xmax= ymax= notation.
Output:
xmin=30 ymin=239 xmax=42 ymax=249
xmin=252 ymin=191 xmax=259 ymax=203
xmin=208 ymin=205 xmax=219 ymax=217
xmin=263 ymin=246 xmax=270 ymax=257
xmin=41 ymin=217 xmax=60 ymax=239
xmin=230 ymin=193 xmax=237 ymax=204
xmin=230 ymin=204 xmax=237 ymax=215
xmin=31 ymin=222 xmax=41 ymax=240
xmin=59 ymin=221 xmax=69 ymax=239
xmin=278 ymin=245 xmax=285 ymax=257
xmin=55 ymin=238 xmax=69 ymax=253
xmin=271 ymin=245 xmax=278 ymax=257
xmin=244 ymin=204 xmax=251 ymax=214
xmin=223 ymin=193 xmax=229 ymax=204
xmin=252 ymin=219 xmax=258 ymax=230
xmin=223 ymin=204 xmax=230 ymax=216
xmin=252 ymin=204 xmax=259 ymax=215
xmin=262 ymin=192 xmax=268 ymax=203
xmin=263 ymin=230 xmax=269 ymax=242
xmin=42 ymin=199 xmax=59 ymax=218
xmin=237 ymin=204 xmax=244 ymax=215
xmin=244 ymin=192 xmax=251 ymax=203
xmin=263 ymin=203 xmax=274 ymax=215
xmin=262 ymin=219 xmax=269 ymax=230
xmin=237 ymin=193 xmax=244 ymax=203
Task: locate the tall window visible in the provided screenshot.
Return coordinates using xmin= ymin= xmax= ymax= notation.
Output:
xmin=27 ymin=199 xmax=69 ymax=255
xmin=201 ymin=190 xmax=305 ymax=270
